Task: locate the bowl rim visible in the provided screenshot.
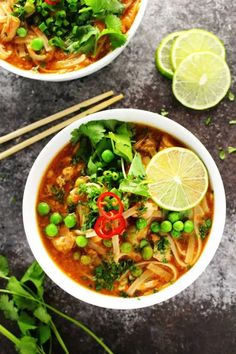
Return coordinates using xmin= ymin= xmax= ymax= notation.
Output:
xmin=0 ymin=0 xmax=148 ymax=82
xmin=23 ymin=108 xmax=226 ymax=309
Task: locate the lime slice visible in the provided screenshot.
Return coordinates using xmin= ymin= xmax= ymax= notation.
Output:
xmin=156 ymin=31 xmax=185 ymax=79
xmin=146 ymin=147 xmax=209 ymax=211
xmin=172 ymin=52 xmax=231 ymax=110
xmin=171 ymin=29 xmax=226 ymax=70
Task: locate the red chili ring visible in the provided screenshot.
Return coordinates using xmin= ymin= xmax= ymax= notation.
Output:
xmin=94 ymin=215 xmax=126 ymax=239
xmin=97 ymin=192 xmax=124 ymax=220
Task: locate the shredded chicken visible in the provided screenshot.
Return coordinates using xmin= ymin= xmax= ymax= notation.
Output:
xmin=0 ymin=15 xmax=20 ymax=42
xmin=135 ymin=130 xmax=161 ymax=157
xmin=51 ymin=226 xmax=75 ymax=253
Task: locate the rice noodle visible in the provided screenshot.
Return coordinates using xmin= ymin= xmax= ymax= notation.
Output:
xmin=173 ymin=239 xmax=186 ymax=256
xmin=74 ymin=229 xmax=97 ymax=238
xmin=184 ymin=233 xmax=195 ymax=264
xmin=127 ymin=270 xmax=153 ymax=296
xmin=122 ymin=205 xmax=138 ymax=219
xmin=112 ymin=235 xmax=120 ymax=263
xmin=201 ymin=195 xmax=210 ymax=214
xmin=167 ymin=235 xmax=187 ymax=268
xmin=27 ymin=44 xmax=47 ymax=61
xmin=147 ymin=263 xmax=172 ymax=281
xmin=0 ymin=15 xmax=20 ymax=42
xmin=137 ymin=280 xmax=159 ymax=290
xmin=88 ymin=240 xmax=106 ymax=256
xmin=50 ymin=54 xmax=86 ymax=69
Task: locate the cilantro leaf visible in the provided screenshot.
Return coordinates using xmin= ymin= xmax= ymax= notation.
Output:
xmin=17 ymin=312 xmax=37 ymax=335
xmin=119 ymin=178 xmax=150 ymax=197
xmin=21 ymin=262 xmax=45 ymax=298
xmin=105 ymin=14 xmax=121 ymax=31
xmin=17 ymin=336 xmax=38 ymax=354
xmin=84 ymin=0 xmax=124 ymax=15
xmin=0 ymin=255 xmax=9 ymax=277
xmin=33 ymin=306 xmax=51 ymax=324
xmin=71 ymin=122 xmax=105 ymax=147
xmin=38 ymin=324 xmax=51 ymax=345
xmin=228 ymin=146 xmax=236 ymax=154
xmin=108 ymin=123 xmax=133 ymax=162
xmin=0 ymin=295 xmax=18 ymax=321
xmin=7 ymin=277 xmax=37 ymax=311
xmin=128 ymin=153 xmax=146 ymax=177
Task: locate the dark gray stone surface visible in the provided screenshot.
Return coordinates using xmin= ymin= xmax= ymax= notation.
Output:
xmin=0 ymin=0 xmax=236 ymax=353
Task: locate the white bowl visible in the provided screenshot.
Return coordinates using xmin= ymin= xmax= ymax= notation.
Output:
xmin=0 ymin=0 xmax=148 ymax=81
xmin=23 ymin=109 xmax=226 ymax=309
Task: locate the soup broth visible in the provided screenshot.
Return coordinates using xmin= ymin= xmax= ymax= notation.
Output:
xmin=37 ymin=121 xmax=213 ymax=297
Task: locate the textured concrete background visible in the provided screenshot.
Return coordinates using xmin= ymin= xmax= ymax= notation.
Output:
xmin=0 ymin=0 xmax=236 ymax=353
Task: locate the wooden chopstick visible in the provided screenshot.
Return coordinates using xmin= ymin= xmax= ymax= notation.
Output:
xmin=0 ymin=94 xmax=123 ymax=161
xmin=0 ymin=90 xmax=114 ymax=144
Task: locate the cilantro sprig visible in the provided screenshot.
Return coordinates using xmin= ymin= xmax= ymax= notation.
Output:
xmin=0 ymin=256 xmax=114 ymax=354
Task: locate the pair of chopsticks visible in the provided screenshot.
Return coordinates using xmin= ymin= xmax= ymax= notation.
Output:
xmin=0 ymin=91 xmax=123 ymax=161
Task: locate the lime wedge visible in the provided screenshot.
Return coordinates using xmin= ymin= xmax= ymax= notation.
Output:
xmin=156 ymin=31 xmax=185 ymax=79
xmin=171 ymin=29 xmax=226 ymax=70
xmin=172 ymin=52 xmax=231 ymax=110
xmin=146 ymin=147 xmax=209 ymax=211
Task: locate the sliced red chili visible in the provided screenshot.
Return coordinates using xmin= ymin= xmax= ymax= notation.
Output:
xmin=97 ymin=192 xmax=124 ymax=220
xmin=45 ymin=0 xmax=60 ymax=5
xmin=94 ymin=215 xmax=126 ymax=239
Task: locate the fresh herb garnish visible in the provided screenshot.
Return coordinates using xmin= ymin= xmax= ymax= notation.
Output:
xmin=218 ymin=148 xmax=226 ymax=160
xmin=199 ymin=219 xmax=212 ymax=239
xmin=94 ymin=260 xmax=133 ymax=291
xmin=160 ymin=109 xmax=169 ymax=117
xmin=119 ymin=177 xmax=150 ymax=197
xmin=228 ymin=91 xmax=235 ymax=101
xmin=50 ymin=185 xmax=65 ymax=203
xmin=0 ymin=256 xmax=114 ymax=354
xmin=204 ymin=117 xmax=212 ymax=126
xmin=228 ymin=146 xmax=236 ymax=154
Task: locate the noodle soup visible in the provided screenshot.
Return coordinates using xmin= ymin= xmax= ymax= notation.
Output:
xmin=0 ymin=0 xmax=140 ymax=74
xmin=36 ymin=120 xmax=213 ymax=298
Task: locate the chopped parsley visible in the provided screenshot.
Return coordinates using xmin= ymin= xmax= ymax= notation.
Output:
xmin=204 ymin=117 xmax=212 ymax=126
xmin=218 ymin=148 xmax=226 ymax=160
xmin=51 ymin=185 xmax=65 ymax=203
xmin=228 ymin=146 xmax=236 ymax=154
xmin=199 ymin=219 xmax=212 ymax=239
xmin=228 ymin=91 xmax=235 ymax=102
xmin=94 ymin=260 xmax=133 ymax=291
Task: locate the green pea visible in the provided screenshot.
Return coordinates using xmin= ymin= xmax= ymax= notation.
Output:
xmin=101 ymin=149 xmax=115 ymax=163
xmin=150 ymin=221 xmax=160 ymax=233
xmin=171 ymin=230 xmax=181 ymax=238
xmin=131 ymin=267 xmax=143 ymax=277
xmin=80 ymin=255 xmax=91 ymax=265
xmin=16 ymin=27 xmax=28 ymax=38
xmin=121 ymin=242 xmax=133 ymax=254
xmin=73 ymin=251 xmax=80 ymax=260
xmin=184 ymin=220 xmax=194 ymax=233
xmin=136 ymin=218 xmax=147 ymax=230
xmin=50 ymin=212 xmax=63 ymax=225
xmin=112 ymin=172 xmax=119 ymax=181
xmin=142 ymin=246 xmax=153 ymax=260
xmin=160 ymin=220 xmax=172 ymax=233
xmin=139 ymin=239 xmax=150 ymax=248
xmin=31 ymin=38 xmax=44 ymax=51
xmin=37 ymin=202 xmax=50 ymax=216
xmin=173 ymin=221 xmax=184 ymax=232
xmin=45 ymin=223 xmax=58 ymax=237
xmin=64 ymin=213 xmax=77 ymax=228
xmin=168 ymin=212 xmax=180 ymax=223
xmin=103 ymin=239 xmax=112 ymax=248
xmin=76 ymin=235 xmax=88 ymax=248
